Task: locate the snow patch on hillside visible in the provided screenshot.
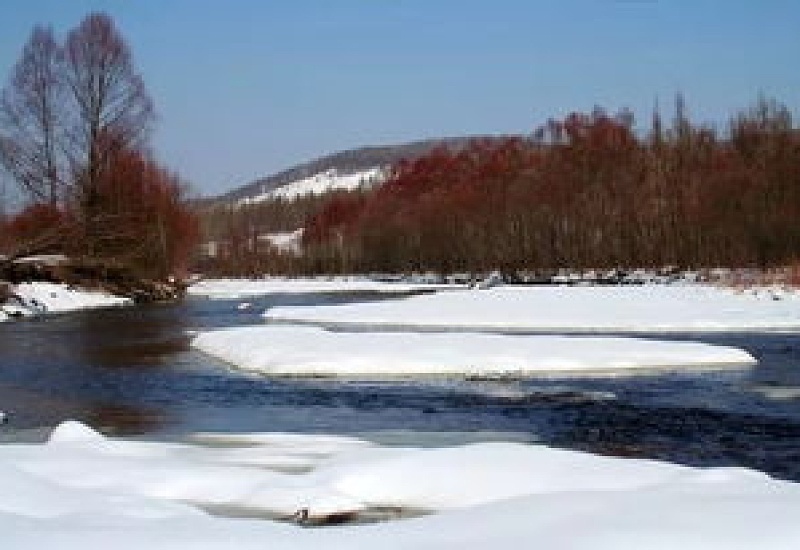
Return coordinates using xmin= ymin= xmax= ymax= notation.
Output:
xmin=240 ymin=167 xmax=386 ymax=204
xmin=260 ymin=229 xmax=305 ymax=255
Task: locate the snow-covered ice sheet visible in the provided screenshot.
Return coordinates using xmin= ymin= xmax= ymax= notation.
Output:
xmin=1 ymin=281 xmax=130 ymax=319
xmin=192 ymin=325 xmax=755 ymax=377
xmin=265 ymin=284 xmax=800 ymax=332
xmin=1 ymin=420 xmax=800 ymax=549
xmin=187 ymin=277 xmax=452 ymax=299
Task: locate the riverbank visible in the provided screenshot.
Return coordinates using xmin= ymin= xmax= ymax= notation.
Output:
xmin=263 ymin=283 xmax=800 ymax=333
xmin=186 ymin=276 xmax=458 ymax=299
xmin=0 ymin=281 xmax=131 ymax=321
xmin=0 ymin=256 xmax=188 ymax=321
xmin=1 ymin=420 xmax=799 ymax=549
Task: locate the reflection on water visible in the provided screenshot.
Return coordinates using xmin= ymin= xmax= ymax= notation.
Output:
xmin=0 ymin=292 xmax=415 ymax=433
xmin=0 ymin=293 xmax=800 ymax=481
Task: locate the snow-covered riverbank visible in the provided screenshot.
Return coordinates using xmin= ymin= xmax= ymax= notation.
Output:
xmin=264 ymin=284 xmax=800 ymax=333
xmin=187 ymin=276 xmax=457 ymax=299
xmin=1 ymin=420 xmax=799 ymax=549
xmin=0 ymin=282 xmax=130 ymax=321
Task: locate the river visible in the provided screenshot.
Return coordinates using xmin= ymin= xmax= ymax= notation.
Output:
xmin=1 ymin=292 xmax=800 ymax=481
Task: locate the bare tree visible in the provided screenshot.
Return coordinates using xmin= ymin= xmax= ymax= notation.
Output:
xmin=61 ymin=13 xmax=154 ymax=252
xmin=62 ymin=13 xmax=154 ymax=192
xmin=0 ymin=26 xmax=65 ymax=205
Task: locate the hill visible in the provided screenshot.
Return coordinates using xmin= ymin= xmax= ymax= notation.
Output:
xmin=215 ymin=136 xmax=511 ymax=204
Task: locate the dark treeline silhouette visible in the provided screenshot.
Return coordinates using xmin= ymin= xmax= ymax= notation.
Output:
xmin=301 ymin=97 xmax=800 ymax=275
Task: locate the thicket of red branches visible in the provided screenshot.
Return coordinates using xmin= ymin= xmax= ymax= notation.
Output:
xmin=304 ymin=100 xmax=800 ymax=274
xmin=1 ymin=146 xmax=198 ymax=279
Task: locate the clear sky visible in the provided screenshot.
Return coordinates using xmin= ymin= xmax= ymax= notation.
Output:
xmin=1 ymin=0 xmax=798 ymax=197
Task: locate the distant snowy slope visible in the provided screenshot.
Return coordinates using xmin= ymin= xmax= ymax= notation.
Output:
xmin=213 ymin=136 xmax=514 ymax=205
xmin=240 ymin=167 xmax=386 ymax=204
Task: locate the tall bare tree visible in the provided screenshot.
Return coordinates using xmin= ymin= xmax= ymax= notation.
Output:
xmin=0 ymin=25 xmax=65 ymax=205
xmin=62 ymin=13 xmax=154 ymax=216
xmin=1 ymin=13 xmax=197 ymax=276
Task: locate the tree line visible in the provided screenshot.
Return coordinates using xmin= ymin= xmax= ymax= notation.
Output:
xmin=0 ymin=14 xmax=197 ymax=281
xmin=196 ymin=194 xmax=332 ymax=276
xmin=301 ymin=97 xmax=800 ymax=275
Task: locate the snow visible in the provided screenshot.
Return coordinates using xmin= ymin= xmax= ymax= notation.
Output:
xmin=260 ymin=228 xmax=304 ymax=255
xmin=1 ymin=420 xmax=800 ymax=549
xmin=264 ymin=284 xmax=800 ymax=333
xmin=240 ymin=167 xmax=386 ymax=204
xmin=751 ymin=385 xmax=800 ymax=400
xmin=187 ymin=277 xmax=452 ymax=299
xmin=0 ymin=282 xmax=130 ymax=320
xmin=4 ymin=278 xmax=797 ymax=544
xmin=193 ymin=325 xmax=755 ymax=377
xmin=11 ymin=254 xmax=70 ymax=266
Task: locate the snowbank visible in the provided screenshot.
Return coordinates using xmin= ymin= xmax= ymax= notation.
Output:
xmin=187 ymin=277 xmax=452 ymax=299
xmin=265 ymin=284 xmax=800 ymax=332
xmin=193 ymin=326 xmax=755 ymax=377
xmin=1 ymin=421 xmax=799 ymax=549
xmin=0 ymin=282 xmax=130 ymax=320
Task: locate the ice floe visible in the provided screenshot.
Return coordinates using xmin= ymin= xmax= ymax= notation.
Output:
xmin=193 ymin=325 xmax=755 ymax=377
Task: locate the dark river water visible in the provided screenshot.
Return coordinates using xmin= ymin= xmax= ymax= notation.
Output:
xmin=1 ymin=292 xmax=800 ymax=481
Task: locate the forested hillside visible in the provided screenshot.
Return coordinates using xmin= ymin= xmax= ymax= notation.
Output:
xmin=303 ymin=98 xmax=800 ymax=274
xmin=197 ymin=97 xmax=800 ymax=277
xmin=195 ymin=136 xmax=510 ymax=274
xmin=219 ymin=137 xmax=488 ymax=203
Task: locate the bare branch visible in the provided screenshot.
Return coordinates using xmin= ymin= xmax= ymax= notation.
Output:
xmin=0 ymin=25 xmax=66 ymax=205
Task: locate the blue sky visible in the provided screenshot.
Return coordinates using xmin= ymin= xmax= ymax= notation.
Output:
xmin=1 ymin=1 xmax=798 ymax=196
